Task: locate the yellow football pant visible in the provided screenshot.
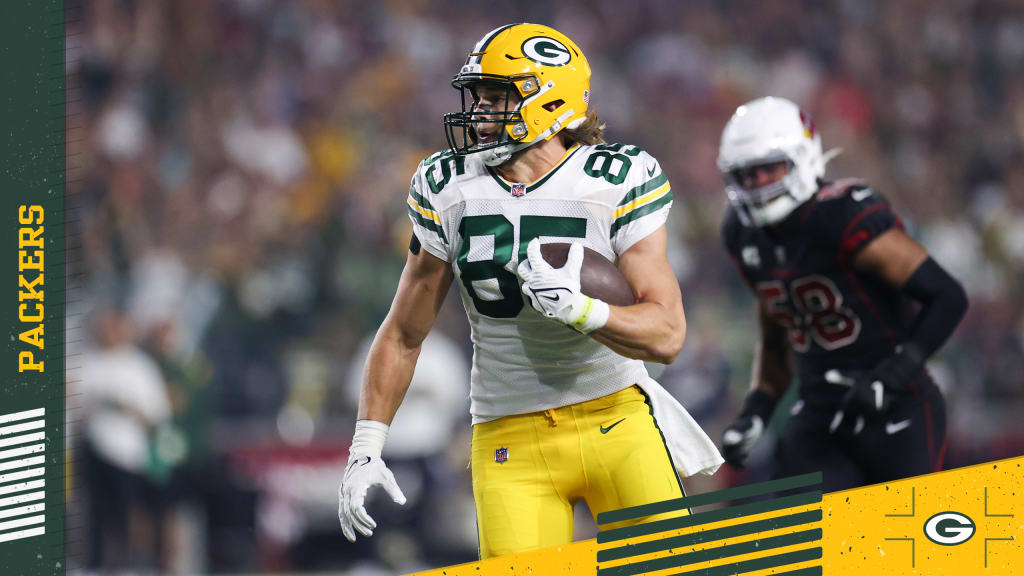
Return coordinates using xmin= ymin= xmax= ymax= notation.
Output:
xmin=471 ymin=385 xmax=687 ymax=559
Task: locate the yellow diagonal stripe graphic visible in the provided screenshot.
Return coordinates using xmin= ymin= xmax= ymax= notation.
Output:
xmin=406 ymin=456 xmax=1024 ymax=575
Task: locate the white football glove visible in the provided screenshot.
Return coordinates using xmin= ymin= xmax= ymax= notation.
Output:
xmin=338 ymin=421 xmax=406 ymax=542
xmin=516 ymin=239 xmax=609 ymax=334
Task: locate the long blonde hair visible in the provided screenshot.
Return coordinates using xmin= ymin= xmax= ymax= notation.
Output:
xmin=560 ymin=110 xmax=606 ymax=146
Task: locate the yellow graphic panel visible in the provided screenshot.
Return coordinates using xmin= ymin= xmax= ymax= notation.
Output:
xmin=822 ymin=458 xmax=1021 ymax=574
xmin=407 ymin=456 xmax=1023 ymax=575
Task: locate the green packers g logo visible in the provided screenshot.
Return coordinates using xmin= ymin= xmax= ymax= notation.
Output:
xmin=924 ymin=511 xmax=976 ymax=545
xmin=522 ymin=36 xmax=571 ymax=66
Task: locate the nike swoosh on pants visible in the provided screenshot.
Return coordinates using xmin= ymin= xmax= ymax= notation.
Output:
xmin=885 ymin=419 xmax=912 ymax=434
xmin=601 ymin=418 xmax=626 ymax=434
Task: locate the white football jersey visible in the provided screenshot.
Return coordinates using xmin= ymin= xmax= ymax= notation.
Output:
xmin=407 ymin=143 xmax=674 ymax=423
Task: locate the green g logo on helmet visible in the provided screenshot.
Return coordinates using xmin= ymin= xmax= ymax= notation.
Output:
xmin=521 ymin=36 xmax=571 ymax=66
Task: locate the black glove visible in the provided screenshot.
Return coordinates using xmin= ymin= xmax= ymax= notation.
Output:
xmin=721 ymin=388 xmax=778 ymax=468
xmin=840 ymin=344 xmax=924 ymax=415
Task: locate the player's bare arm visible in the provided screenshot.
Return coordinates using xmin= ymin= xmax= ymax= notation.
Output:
xmin=590 ymin=226 xmax=686 ymax=364
xmin=836 ymin=225 xmax=968 ymax=413
xmin=854 ymin=228 xmax=969 ymax=348
xmin=339 ymin=244 xmax=452 ymax=542
xmin=751 ymin=301 xmax=795 ymax=398
xmin=852 ymin=228 xmax=928 ymax=290
xmin=720 ymin=301 xmax=794 ymax=467
xmin=359 ymin=246 xmax=453 ymax=424
xmin=854 ymin=226 xmax=968 ymax=362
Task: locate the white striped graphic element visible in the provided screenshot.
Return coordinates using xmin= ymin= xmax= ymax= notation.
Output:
xmin=0 ymin=420 xmax=44 ymax=436
xmin=0 ymin=456 xmax=44 ymax=472
xmin=0 ymin=503 xmax=43 ymax=519
xmin=0 ymin=491 xmax=43 ymax=508
xmin=0 ymin=468 xmax=44 ymax=485
xmin=0 ymin=410 xmax=46 ymax=544
xmin=0 ymin=408 xmax=44 ymax=425
xmin=0 ymin=444 xmax=44 ymax=461
xmin=0 ymin=515 xmax=44 ymax=532
xmin=0 ymin=479 xmax=45 ymax=497
xmin=0 ymin=526 xmax=45 ymax=543
xmin=0 ymin=431 xmax=44 ymax=448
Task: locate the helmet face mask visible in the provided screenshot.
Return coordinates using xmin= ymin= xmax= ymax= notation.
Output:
xmin=443 ymin=76 xmax=533 ymax=166
xmin=443 ymin=24 xmax=591 ymax=167
xmin=723 ymin=157 xmax=798 ymax=227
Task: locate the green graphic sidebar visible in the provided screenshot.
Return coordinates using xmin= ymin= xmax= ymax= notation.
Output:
xmin=0 ymin=1 xmax=66 ymax=575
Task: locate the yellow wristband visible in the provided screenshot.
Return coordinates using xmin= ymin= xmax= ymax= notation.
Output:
xmin=572 ymin=296 xmax=594 ymax=330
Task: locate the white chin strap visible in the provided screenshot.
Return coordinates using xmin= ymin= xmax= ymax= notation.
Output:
xmin=480 ymin=144 xmax=516 ymax=167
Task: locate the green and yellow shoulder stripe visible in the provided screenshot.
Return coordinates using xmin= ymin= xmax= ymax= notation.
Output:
xmin=406 ymin=162 xmax=448 ymax=244
xmin=610 ymin=170 xmax=672 ymax=237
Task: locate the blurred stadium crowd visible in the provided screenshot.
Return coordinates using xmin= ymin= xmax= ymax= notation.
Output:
xmin=69 ymin=0 xmax=1024 ymax=573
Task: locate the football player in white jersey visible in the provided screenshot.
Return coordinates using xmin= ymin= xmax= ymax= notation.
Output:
xmin=339 ymin=23 xmax=722 ymax=558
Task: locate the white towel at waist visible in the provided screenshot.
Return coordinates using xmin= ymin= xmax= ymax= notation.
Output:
xmin=636 ymin=375 xmax=724 ymax=478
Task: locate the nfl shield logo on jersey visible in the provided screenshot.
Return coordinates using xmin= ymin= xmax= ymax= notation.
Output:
xmin=511 ymin=183 xmax=526 ymax=197
xmin=494 ymin=447 xmax=509 ymax=464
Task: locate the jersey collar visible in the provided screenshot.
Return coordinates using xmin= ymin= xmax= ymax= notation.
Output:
xmin=487 ymin=143 xmax=582 ymax=195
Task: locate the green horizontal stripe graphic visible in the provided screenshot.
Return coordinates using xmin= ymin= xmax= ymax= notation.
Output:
xmin=597 ymin=472 xmax=822 ymax=525
xmin=598 ymin=490 xmax=822 ymax=544
xmin=597 ymin=529 xmax=821 ymax=576
xmin=767 ymin=566 xmax=823 ymax=576
xmin=618 ymin=173 xmax=668 ymax=206
xmin=407 ymin=205 xmax=447 ymax=243
xmin=670 ymin=547 xmax=822 ymax=576
xmin=610 ymin=192 xmax=673 ymax=237
xmin=598 ymin=509 xmax=822 ymax=563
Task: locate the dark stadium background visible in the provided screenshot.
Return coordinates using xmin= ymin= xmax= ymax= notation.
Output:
xmin=69 ymin=0 xmax=1024 ymax=573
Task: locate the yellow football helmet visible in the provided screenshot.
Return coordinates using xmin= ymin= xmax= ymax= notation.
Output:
xmin=443 ymin=23 xmax=591 ymax=166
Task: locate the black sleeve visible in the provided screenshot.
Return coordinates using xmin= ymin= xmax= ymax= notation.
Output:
xmin=901 ymin=257 xmax=969 ymax=359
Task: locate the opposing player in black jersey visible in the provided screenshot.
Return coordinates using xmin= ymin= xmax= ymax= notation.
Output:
xmin=717 ymin=97 xmax=968 ymax=492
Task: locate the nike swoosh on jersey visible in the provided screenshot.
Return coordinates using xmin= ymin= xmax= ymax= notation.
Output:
xmin=852 ymin=189 xmax=873 ymax=202
xmin=885 ymin=419 xmax=912 ymax=435
xmin=647 ymin=166 xmax=656 ymax=176
xmin=601 ymin=418 xmax=626 ymax=434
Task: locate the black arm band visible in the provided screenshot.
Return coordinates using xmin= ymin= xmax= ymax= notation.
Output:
xmin=740 ymin=388 xmax=779 ymax=422
xmin=409 ymin=232 xmax=421 ymax=255
xmin=900 ymin=257 xmax=968 ymax=359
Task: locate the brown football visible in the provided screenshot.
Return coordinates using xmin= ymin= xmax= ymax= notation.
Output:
xmin=539 ymin=243 xmax=636 ymax=307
